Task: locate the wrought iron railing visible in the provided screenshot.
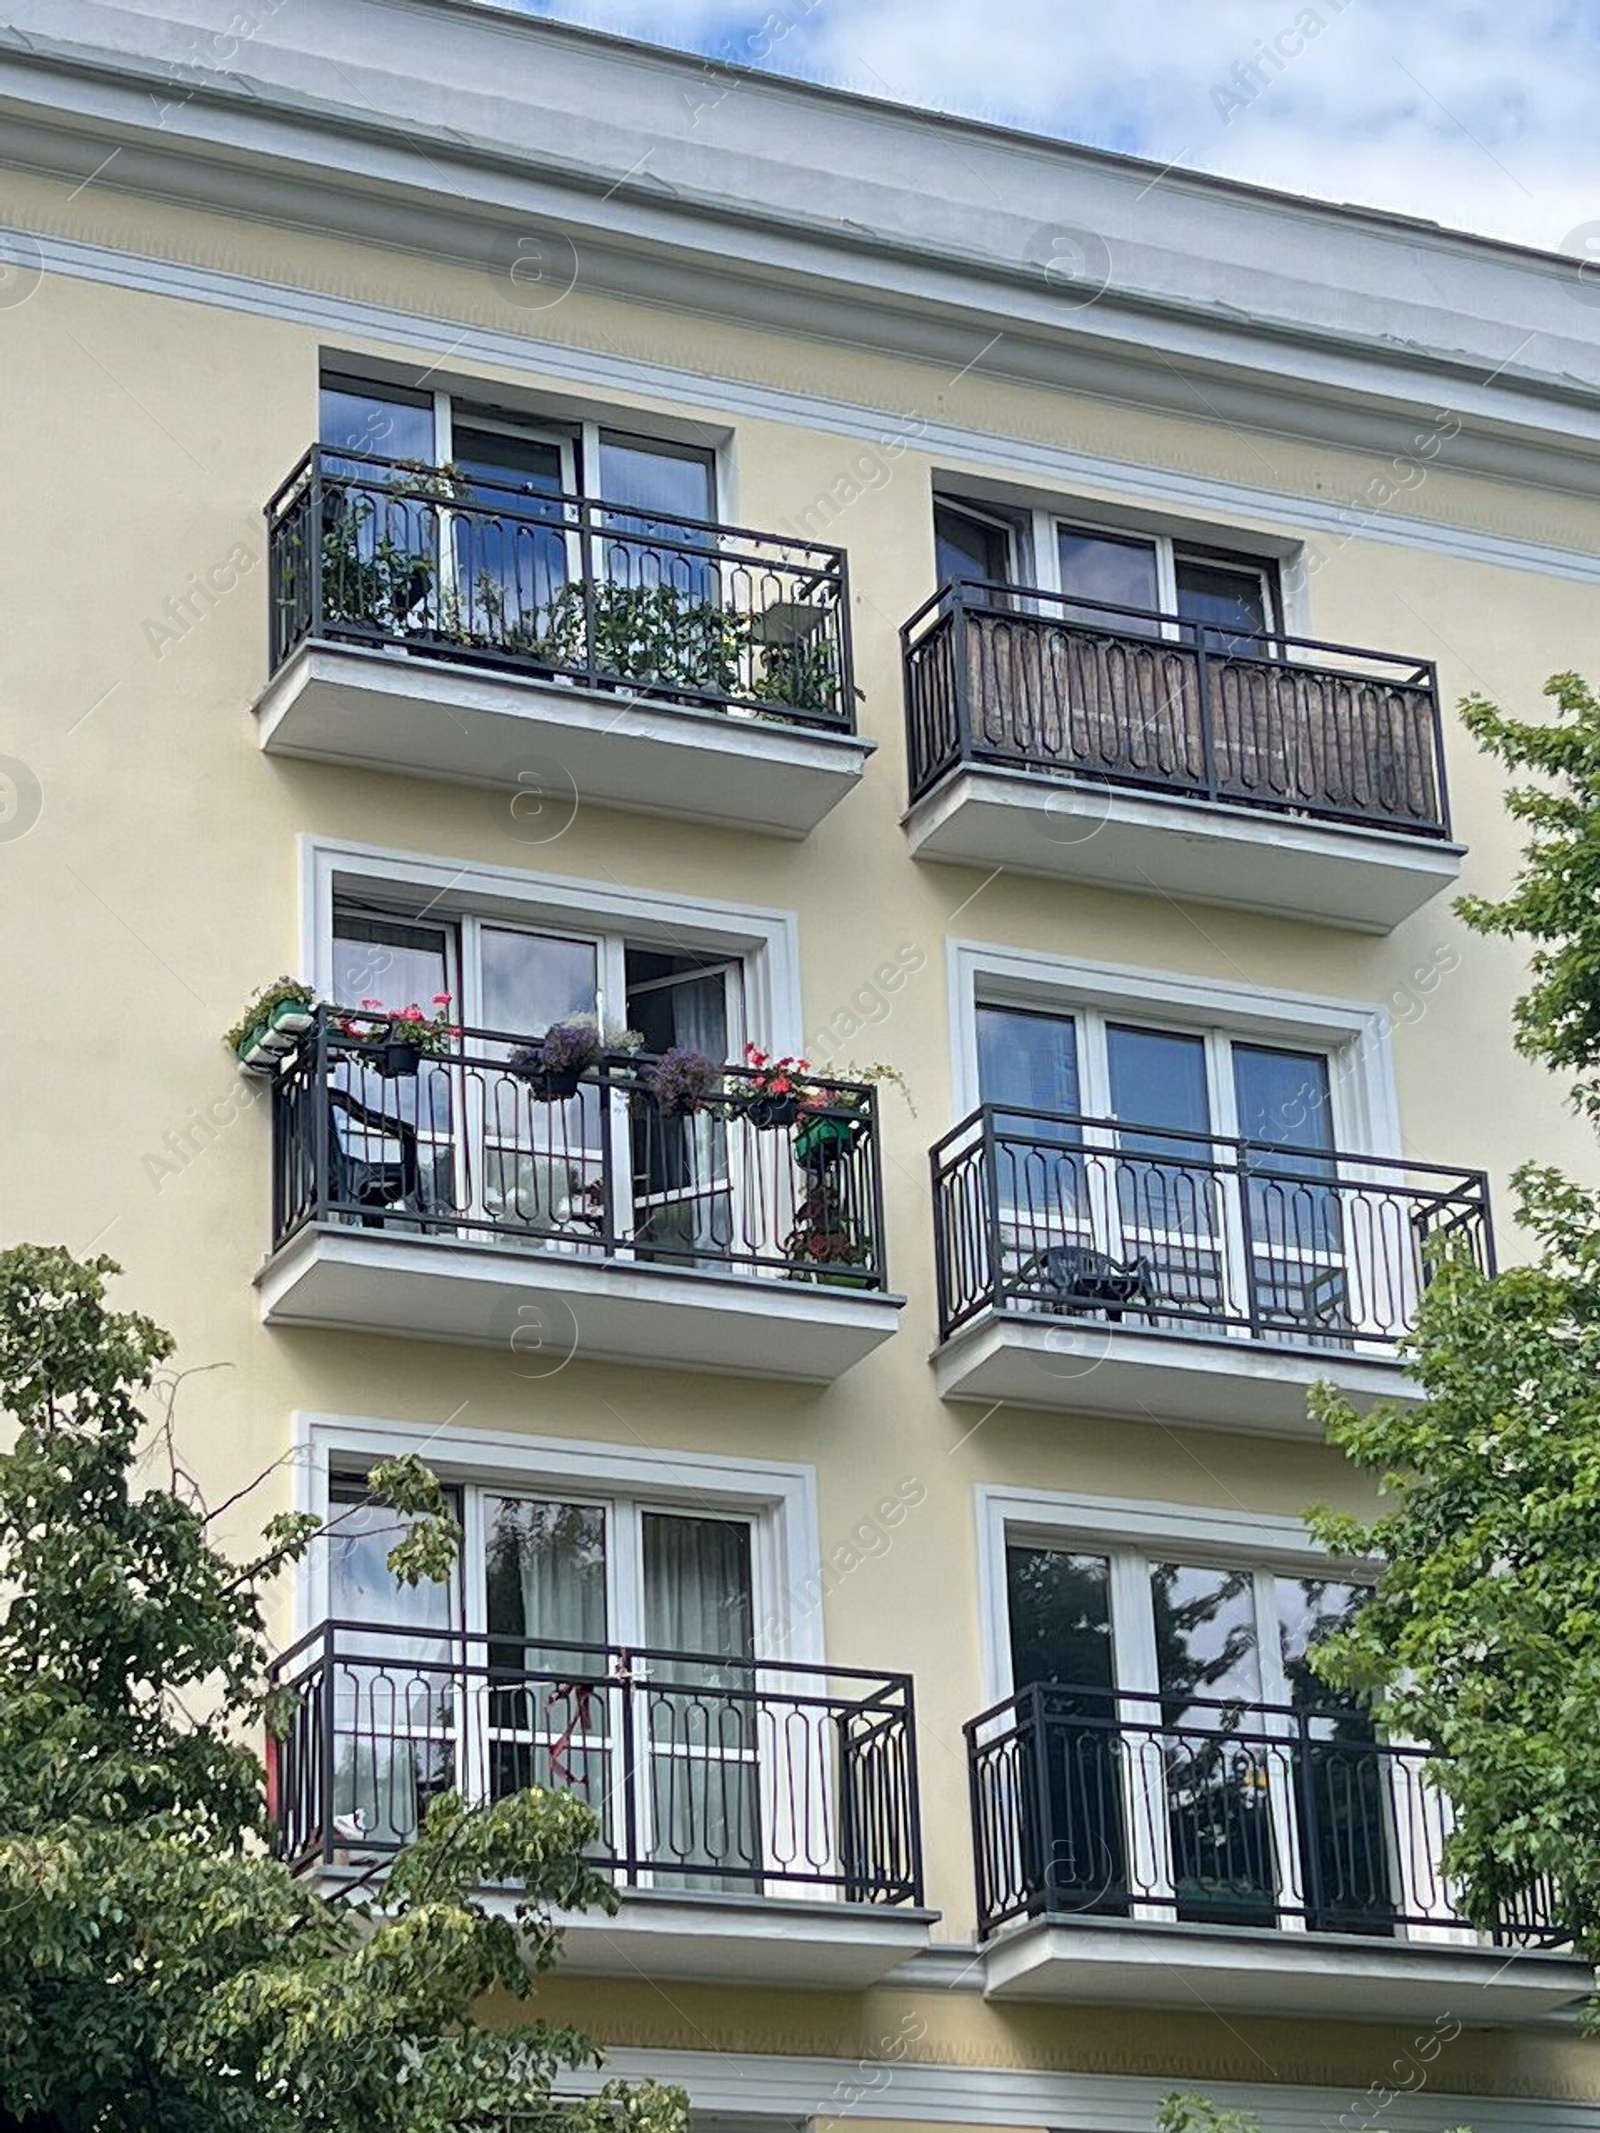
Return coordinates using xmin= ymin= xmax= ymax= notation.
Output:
xmin=903 ymin=580 xmax=1450 ymax=836
xmin=931 ymin=1104 xmax=1492 ymax=1349
xmin=268 ymin=1620 xmax=922 ymax=1904
xmin=266 ymin=445 xmax=856 ymax=729
xmin=269 ymin=1009 xmax=889 ymax=1290
xmin=967 ymin=1681 xmax=1565 ymax=1946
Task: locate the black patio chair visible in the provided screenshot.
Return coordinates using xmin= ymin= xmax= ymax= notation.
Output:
xmin=326 ymin=1087 xmax=424 ymax=1227
xmin=1014 ymin=1243 xmax=1157 ymax=1322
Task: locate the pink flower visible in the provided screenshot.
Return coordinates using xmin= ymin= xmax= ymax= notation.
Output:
xmin=432 ymin=993 xmax=453 ymax=1006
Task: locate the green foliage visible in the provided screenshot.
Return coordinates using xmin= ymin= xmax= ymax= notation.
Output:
xmin=223 ymin=978 xmax=315 ymax=1055
xmin=1155 ymin=2097 xmax=1262 ymax=2133
xmin=1456 ymin=671 xmax=1600 ymax=1121
xmin=1306 ymin=1170 xmax=1600 ymax=1964
xmin=0 ymin=1245 xmax=689 ymax=2133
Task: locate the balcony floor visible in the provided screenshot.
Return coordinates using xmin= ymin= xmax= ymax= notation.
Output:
xmin=905 ymin=765 xmax=1463 ymax=933
xmin=979 ymin=1911 xmax=1592 ymax=2022
xmin=933 ymin=1307 xmax=1415 ymax=1435
xmin=256 ymin=641 xmax=873 ymax=837
xmin=258 ymin=1221 xmax=905 ymax=1382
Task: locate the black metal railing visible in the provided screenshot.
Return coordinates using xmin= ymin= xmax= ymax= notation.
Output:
xmin=931 ymin=1104 xmax=1492 ymax=1350
xmin=269 ymin=1621 xmax=922 ymax=1904
xmin=269 ymin=1009 xmax=889 ymax=1291
xmin=903 ymin=580 xmax=1450 ymax=836
xmin=967 ymin=1681 xmax=1565 ymax=1946
xmin=267 ymin=445 xmax=856 ymax=729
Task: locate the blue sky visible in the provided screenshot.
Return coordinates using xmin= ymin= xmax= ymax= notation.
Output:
xmin=509 ymin=0 xmax=1599 ymax=253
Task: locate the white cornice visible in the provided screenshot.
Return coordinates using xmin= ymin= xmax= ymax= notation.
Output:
xmin=8 ymin=0 xmax=1600 ymax=505
xmin=15 ymin=226 xmax=1600 ymax=589
xmin=568 ymin=2044 xmax=1600 ymax=2131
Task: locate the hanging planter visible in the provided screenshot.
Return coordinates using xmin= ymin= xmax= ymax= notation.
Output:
xmin=507 ymin=1016 xmax=644 ymax=1102
xmin=642 ymin=1046 xmax=724 ymax=1118
xmin=225 ymin=976 xmax=317 ymax=1078
xmin=793 ymin=1108 xmax=864 ymax=1170
xmin=729 ymin=1045 xmax=810 ymax=1130
xmin=335 ymin=996 xmax=457 ymax=1081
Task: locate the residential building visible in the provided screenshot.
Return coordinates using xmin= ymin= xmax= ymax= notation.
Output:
xmin=5 ymin=2 xmax=1600 ymax=2124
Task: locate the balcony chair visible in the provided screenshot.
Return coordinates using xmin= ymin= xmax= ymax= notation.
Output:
xmin=326 ymin=1087 xmax=425 ymax=1226
xmin=1014 ymin=1243 xmax=1157 ymax=1321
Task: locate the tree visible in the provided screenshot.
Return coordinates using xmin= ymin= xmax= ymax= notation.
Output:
xmin=0 ymin=1244 xmax=689 ymax=2133
xmin=1305 ymin=671 xmax=1600 ymax=1972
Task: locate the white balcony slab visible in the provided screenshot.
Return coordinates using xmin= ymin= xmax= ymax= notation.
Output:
xmin=258 ymin=1223 xmax=904 ymax=1383
xmin=933 ymin=1309 xmax=1416 ymax=1436
xmin=256 ymin=642 xmax=872 ymax=838
xmin=301 ymin=1869 xmax=937 ymax=1989
xmin=556 ymin=1890 xmax=939 ymax=1988
xmin=980 ymin=1913 xmax=1593 ymax=2023
xmin=905 ymin=767 xmax=1463 ymax=934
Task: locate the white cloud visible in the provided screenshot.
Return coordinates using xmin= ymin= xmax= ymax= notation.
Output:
xmin=514 ymin=0 xmax=1600 ymax=253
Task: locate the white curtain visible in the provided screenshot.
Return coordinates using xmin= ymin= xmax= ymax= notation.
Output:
xmin=642 ymin=1513 xmax=759 ymax=1888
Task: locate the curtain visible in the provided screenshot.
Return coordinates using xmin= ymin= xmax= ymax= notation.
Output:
xmin=642 ymin=1514 xmax=758 ymax=1888
xmin=485 ymin=1499 xmax=610 ymax=1828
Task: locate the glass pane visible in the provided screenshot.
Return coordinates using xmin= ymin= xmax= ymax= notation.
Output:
xmin=642 ymin=1513 xmax=754 ymax=1665
xmin=1233 ymin=1045 xmax=1334 ymax=1156
xmin=1275 ymin=1577 xmax=1391 ymax=1934
xmin=934 ymin=503 xmax=1011 ymax=589
xmin=1153 ymin=1562 xmax=1276 ymax=1926
xmin=1234 ymin=1047 xmax=1345 ymax=1338
xmin=977 ymin=1006 xmax=1080 ymax=1121
xmin=480 ymin=927 xmax=599 ymax=1045
xmin=1057 ymin=527 xmax=1159 ymax=633
xmin=1108 ymin=1025 xmax=1209 ymax=1144
xmin=1006 ymin=1546 xmax=1115 ymax=1698
xmin=332 ymin=910 xmax=451 ymax=1015
xmin=1175 ymin=558 xmax=1269 ymax=654
xmin=319 ymin=376 xmax=434 ymax=468
xmin=451 ymin=426 xmax=571 ymax=649
xmin=599 ymin=432 xmax=714 ymax=524
xmin=1005 ymin=1547 xmax=1124 ymax=1915
xmin=327 ymin=1480 xmax=458 ymax=1849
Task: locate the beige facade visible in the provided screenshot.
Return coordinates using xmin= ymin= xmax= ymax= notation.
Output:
xmin=4 ymin=3 xmax=1600 ymax=2124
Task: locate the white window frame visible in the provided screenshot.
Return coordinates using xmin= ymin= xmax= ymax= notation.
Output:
xmin=973 ymin=1484 xmax=1463 ymax=1941
xmin=294 ymin=1412 xmax=824 ymax=1664
xmin=952 ymin=943 xmax=1409 ymax=1344
xmin=304 ymin=837 xmax=803 ymax=1054
xmin=949 ymin=942 xmax=1401 ymax=1156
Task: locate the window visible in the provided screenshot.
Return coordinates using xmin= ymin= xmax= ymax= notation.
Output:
xmin=327 ymin=1470 xmax=761 ymax=1884
xmin=999 ymin=1525 xmax=1388 ymax=1933
xmin=934 ymin=488 xmax=1281 ymax=649
xmin=975 ymin=999 xmax=1350 ymax=1341
xmin=328 ymin=893 xmax=745 ymax=1259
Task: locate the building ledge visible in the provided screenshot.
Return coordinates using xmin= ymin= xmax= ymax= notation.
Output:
xmin=258 ymin=1222 xmax=904 ymax=1383
xmin=979 ymin=1911 xmax=1593 ymax=2023
xmin=933 ymin=1309 xmax=1415 ymax=1435
xmin=905 ymin=766 xmax=1463 ymax=933
xmin=255 ymin=641 xmax=872 ymax=839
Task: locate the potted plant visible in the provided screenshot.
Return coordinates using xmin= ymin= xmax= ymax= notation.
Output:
xmin=793 ymin=1062 xmax=914 ymax=1170
xmin=335 ymin=995 xmax=457 ymax=1079
xmin=507 ymin=1015 xmax=643 ymax=1101
xmin=642 ymin=1046 xmax=724 ymax=1118
xmin=783 ymin=1177 xmax=874 ymax=1288
xmin=729 ymin=1043 xmax=812 ymax=1130
xmin=225 ymin=977 xmax=316 ymax=1077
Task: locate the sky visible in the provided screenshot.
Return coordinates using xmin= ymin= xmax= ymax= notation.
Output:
xmin=510 ymin=0 xmax=1600 ymax=255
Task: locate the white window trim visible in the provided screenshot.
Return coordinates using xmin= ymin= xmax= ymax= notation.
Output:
xmin=290 ymin=1411 xmax=825 ymax=1667
xmin=973 ymin=1482 xmax=1338 ymax=1711
xmin=947 ymin=939 xmax=1401 ymax=1159
xmin=300 ymin=836 xmax=805 ymax=1053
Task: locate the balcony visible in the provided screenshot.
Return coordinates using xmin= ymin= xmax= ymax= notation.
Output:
xmin=257 ymin=1011 xmax=903 ymax=1382
xmin=255 ymin=448 xmax=870 ymax=836
xmin=270 ymin=1622 xmax=933 ymax=1987
xmin=902 ymin=583 xmax=1463 ymax=931
xmin=930 ymin=1105 xmax=1492 ymax=1432
xmin=965 ymin=1683 xmax=1585 ymax=2019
